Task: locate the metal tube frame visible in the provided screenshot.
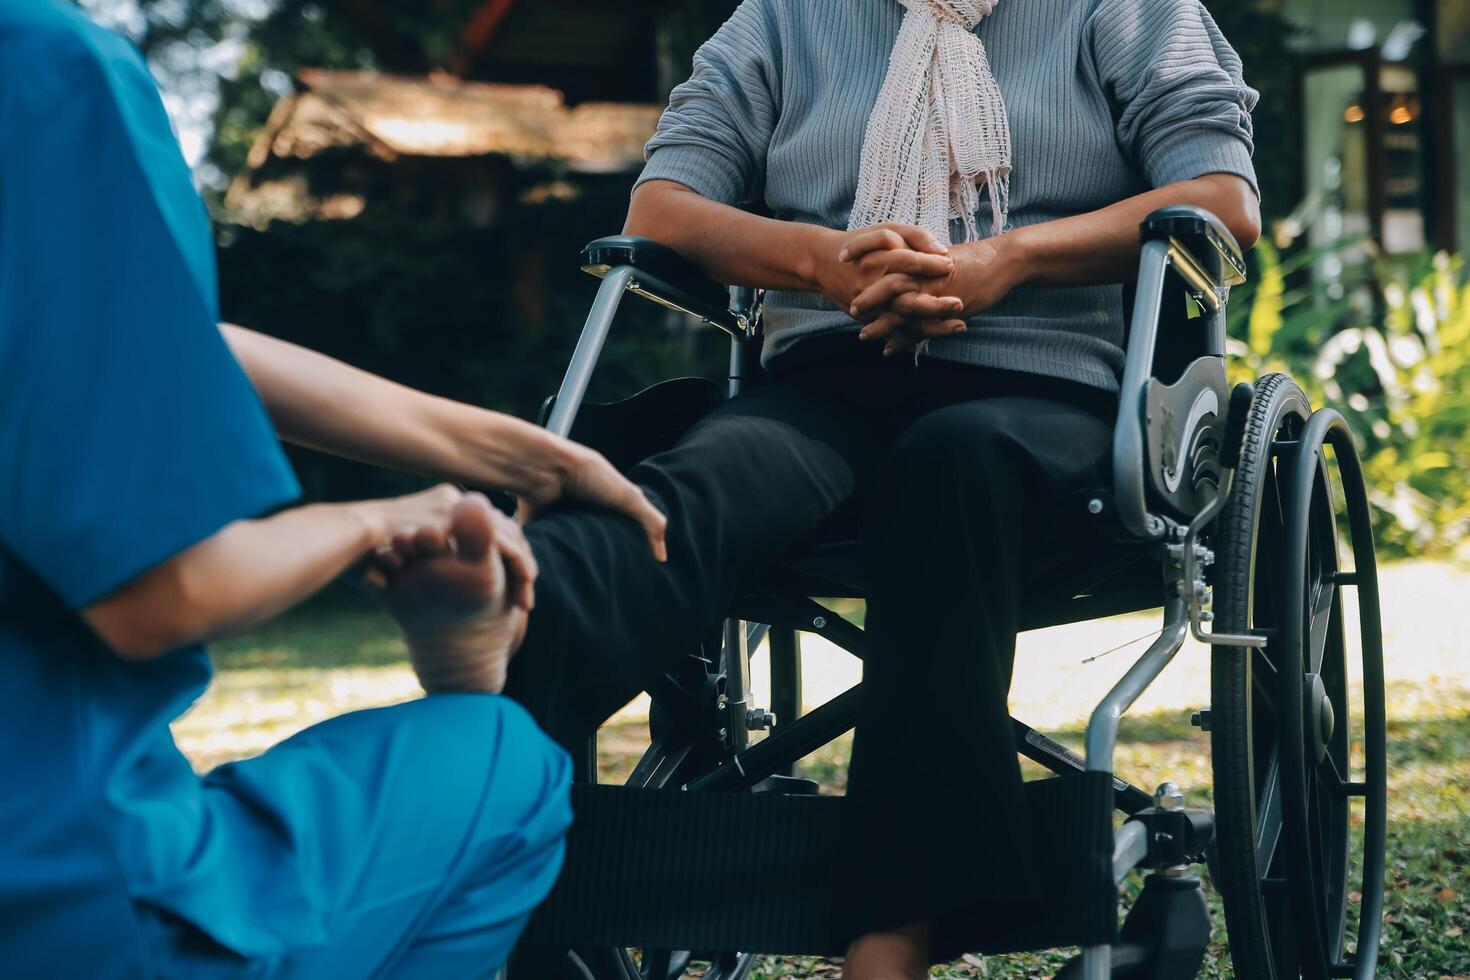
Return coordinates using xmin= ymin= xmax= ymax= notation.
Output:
xmin=1081 ymin=593 xmax=1182 ymax=978
xmin=1112 ymin=240 xmax=1172 ymax=540
xmin=1085 ymin=594 xmax=1191 ymax=774
xmin=724 ymin=617 xmax=751 ymax=753
xmin=545 ymin=265 xmax=637 ymax=437
xmin=1079 ymin=592 xmax=1190 ymax=980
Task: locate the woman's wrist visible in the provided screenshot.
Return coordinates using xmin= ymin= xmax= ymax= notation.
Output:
xmin=944 ymin=233 xmax=1030 ymax=316
xmin=987 ymin=229 xmax=1034 ymax=290
xmin=798 ymin=226 xmax=845 ymax=295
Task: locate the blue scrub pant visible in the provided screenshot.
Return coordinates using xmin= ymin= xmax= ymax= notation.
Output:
xmin=141 ymin=695 xmax=571 ymax=979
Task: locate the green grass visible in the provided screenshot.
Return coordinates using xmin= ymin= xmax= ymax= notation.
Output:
xmin=175 ymin=580 xmax=1470 ymax=978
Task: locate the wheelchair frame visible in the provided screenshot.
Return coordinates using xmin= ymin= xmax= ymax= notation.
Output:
xmin=520 ymin=206 xmax=1386 ymax=980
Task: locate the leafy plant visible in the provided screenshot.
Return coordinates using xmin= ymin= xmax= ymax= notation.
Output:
xmin=1228 ymin=241 xmax=1470 ymax=559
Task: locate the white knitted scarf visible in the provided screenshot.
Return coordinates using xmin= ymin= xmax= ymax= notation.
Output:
xmin=849 ymin=0 xmax=1012 ymax=245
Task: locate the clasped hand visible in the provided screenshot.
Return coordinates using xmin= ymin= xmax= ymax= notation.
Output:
xmin=816 ymin=222 xmax=1020 ymax=356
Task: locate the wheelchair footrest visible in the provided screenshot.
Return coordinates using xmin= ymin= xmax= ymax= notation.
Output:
xmin=520 ymin=773 xmax=1118 ymax=957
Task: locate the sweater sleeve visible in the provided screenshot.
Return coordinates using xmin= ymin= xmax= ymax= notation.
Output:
xmin=635 ymin=0 xmax=780 ymax=206
xmin=1086 ymin=0 xmax=1259 ymax=196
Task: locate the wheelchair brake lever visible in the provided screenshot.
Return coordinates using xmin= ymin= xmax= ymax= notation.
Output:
xmin=1173 ymin=470 xmax=1268 ymax=650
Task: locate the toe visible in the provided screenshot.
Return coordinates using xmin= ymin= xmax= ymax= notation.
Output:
xmin=413 ymin=525 xmax=449 ymax=556
xmin=450 ymin=493 xmax=497 ymax=562
xmin=391 ymin=531 xmax=417 ymax=559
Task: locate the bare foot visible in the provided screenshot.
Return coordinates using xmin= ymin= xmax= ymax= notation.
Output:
xmin=377 ymin=494 xmax=529 ymax=694
xmin=843 ymin=923 xmax=931 ymax=980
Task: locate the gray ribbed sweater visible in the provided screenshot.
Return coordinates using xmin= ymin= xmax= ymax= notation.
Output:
xmin=637 ymin=0 xmax=1259 ymax=391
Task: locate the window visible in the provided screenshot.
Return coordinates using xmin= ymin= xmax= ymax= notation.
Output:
xmin=1299 ymin=51 xmax=1428 ymax=256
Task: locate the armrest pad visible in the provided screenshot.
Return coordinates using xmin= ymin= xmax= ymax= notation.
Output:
xmin=581 ymin=235 xmax=739 ymax=331
xmin=1139 ymin=206 xmax=1246 ymax=288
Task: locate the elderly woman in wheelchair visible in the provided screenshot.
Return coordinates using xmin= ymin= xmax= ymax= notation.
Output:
xmin=505 ymin=1 xmax=1389 ymax=977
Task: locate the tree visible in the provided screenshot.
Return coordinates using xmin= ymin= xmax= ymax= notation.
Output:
xmin=1201 ymin=0 xmax=1302 ymax=222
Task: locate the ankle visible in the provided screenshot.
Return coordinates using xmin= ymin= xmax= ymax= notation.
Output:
xmin=842 ymin=922 xmax=931 ymax=980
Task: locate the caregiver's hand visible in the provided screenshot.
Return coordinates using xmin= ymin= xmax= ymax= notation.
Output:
xmin=365 ymin=488 xmax=539 ymax=614
xmin=477 ymin=415 xmax=669 ymax=563
xmin=813 ymin=223 xmax=963 ymax=323
xmin=846 ymin=234 xmax=1025 ymax=355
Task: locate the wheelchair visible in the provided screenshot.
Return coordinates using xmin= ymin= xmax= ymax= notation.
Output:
xmin=512 ymin=206 xmax=1388 ymax=980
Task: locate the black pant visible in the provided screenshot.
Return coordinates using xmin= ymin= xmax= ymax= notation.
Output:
xmin=507 ymin=333 xmax=1116 ymax=944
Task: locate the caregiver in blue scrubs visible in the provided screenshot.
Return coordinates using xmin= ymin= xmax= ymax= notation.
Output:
xmin=0 ymin=2 xmax=667 ymax=976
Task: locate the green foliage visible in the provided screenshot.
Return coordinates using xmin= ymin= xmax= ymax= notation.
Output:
xmin=83 ymin=0 xmax=488 ymax=181
xmin=1200 ymin=1 xmax=1302 ymax=224
xmin=1228 ymin=243 xmax=1470 ymax=559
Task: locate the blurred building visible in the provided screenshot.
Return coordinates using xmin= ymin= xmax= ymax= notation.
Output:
xmin=223 ymin=0 xmax=741 ymax=229
xmin=225 ymin=69 xmax=662 ymax=228
xmin=1280 ymin=0 xmax=1470 ymax=255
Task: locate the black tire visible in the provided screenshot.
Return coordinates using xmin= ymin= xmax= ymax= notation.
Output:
xmin=1211 ymin=372 xmax=1313 ymax=979
xmin=1210 ymin=375 xmax=1385 ymax=979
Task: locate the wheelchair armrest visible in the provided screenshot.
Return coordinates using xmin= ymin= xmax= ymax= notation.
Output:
xmin=1112 ymin=207 xmax=1248 ymax=540
xmin=1139 ymin=206 xmax=1246 ymax=289
xmin=581 ymin=235 xmax=747 ymax=336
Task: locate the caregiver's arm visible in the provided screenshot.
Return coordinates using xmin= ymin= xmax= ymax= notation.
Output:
xmin=625 ymin=180 xmax=964 ymax=321
xmin=83 ymin=485 xmax=492 ymax=661
xmin=220 ymin=324 xmax=666 ymax=560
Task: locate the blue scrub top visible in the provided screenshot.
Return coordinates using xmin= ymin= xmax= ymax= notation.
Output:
xmin=0 ymin=2 xmax=301 ymax=972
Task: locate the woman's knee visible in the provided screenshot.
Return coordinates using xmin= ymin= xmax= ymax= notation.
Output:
xmin=885 ymin=403 xmax=1021 ymax=489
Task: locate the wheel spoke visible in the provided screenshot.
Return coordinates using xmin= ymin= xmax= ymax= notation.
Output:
xmin=1257 ymin=749 xmax=1285 ymax=873
xmin=1252 ymin=659 xmax=1278 ymax=715
xmin=1321 ymin=750 xmax=1346 ymax=792
xmin=1249 ymin=461 xmax=1289 ymax=635
xmin=1254 ymin=638 xmax=1281 ymax=677
xmin=1266 ymin=457 xmax=1288 ymax=529
xmin=1258 ymin=497 xmax=1286 ymax=600
xmin=1306 ymin=577 xmax=1336 ymax=675
xmin=1313 ymin=791 xmax=1332 ymax=939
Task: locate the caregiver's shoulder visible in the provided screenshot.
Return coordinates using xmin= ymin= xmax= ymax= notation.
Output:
xmin=0 ymin=0 xmax=146 ymax=112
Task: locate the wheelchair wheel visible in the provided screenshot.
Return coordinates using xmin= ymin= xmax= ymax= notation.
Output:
xmin=1209 ymin=374 xmax=1387 ymax=980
